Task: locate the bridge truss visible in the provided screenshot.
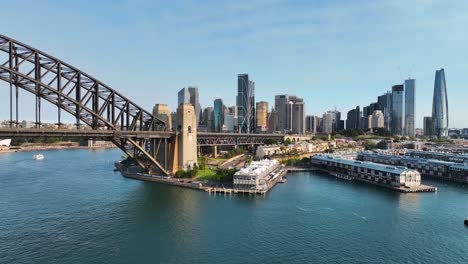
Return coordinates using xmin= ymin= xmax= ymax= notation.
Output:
xmin=0 ymin=34 xmax=170 ymax=174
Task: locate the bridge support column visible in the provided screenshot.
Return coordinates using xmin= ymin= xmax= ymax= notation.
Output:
xmin=213 ymin=145 xmax=218 ymax=158
xmin=175 ymin=103 xmax=198 ymax=171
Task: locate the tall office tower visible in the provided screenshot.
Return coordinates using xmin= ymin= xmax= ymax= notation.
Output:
xmin=371 ymin=110 xmax=384 ymax=128
xmin=275 ymin=94 xmax=305 ymax=134
xmin=267 ymin=109 xmax=278 ymax=133
xmin=178 ymin=86 xmax=201 ymax=126
xmin=152 ymin=104 xmax=172 ymax=130
xmin=237 ymin=74 xmax=255 ymax=133
xmin=274 ymin=95 xmax=290 ymax=132
xmin=423 ymin=116 xmax=433 ymax=136
xmin=404 ymin=79 xmax=416 ymax=137
xmin=432 ymin=69 xmax=449 ymax=137
xmin=327 ymin=110 xmax=342 ymax=132
xmin=289 ymin=97 xmax=306 ymax=134
xmin=213 ymin=99 xmax=225 ymax=132
xmin=322 ymin=112 xmax=334 ymax=134
xmin=391 ymin=84 xmax=405 ymax=135
xmin=346 ymin=106 xmax=361 ymax=129
xmin=255 ymin=101 xmax=269 ymax=132
xmin=202 ymin=107 xmax=214 ymax=132
xmin=367 ymin=115 xmax=373 ymax=129
xmin=306 ymin=115 xmax=315 ymax=133
xmin=378 ymin=91 xmax=392 ymax=130
xmin=171 ymin=112 xmax=179 ymax=131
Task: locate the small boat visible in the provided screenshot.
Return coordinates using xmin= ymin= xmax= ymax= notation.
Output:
xmin=33 ymin=154 xmax=44 ymax=160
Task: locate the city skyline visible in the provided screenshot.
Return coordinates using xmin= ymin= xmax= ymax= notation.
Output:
xmin=0 ymin=1 xmax=467 ymax=128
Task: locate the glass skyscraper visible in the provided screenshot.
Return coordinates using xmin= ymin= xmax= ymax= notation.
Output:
xmin=213 ymin=99 xmax=225 ymax=132
xmin=404 ymin=79 xmax=416 ymax=137
xmin=237 ymin=74 xmax=255 ymax=133
xmin=432 ymin=69 xmax=449 ymax=137
xmin=391 ymin=84 xmax=404 ymax=135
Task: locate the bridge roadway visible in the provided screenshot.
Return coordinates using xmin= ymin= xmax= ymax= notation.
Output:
xmin=0 ymin=128 xmax=284 ymax=146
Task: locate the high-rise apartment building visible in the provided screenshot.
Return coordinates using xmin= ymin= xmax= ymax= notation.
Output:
xmin=391 ymin=84 xmax=405 ymax=135
xmin=404 ymin=79 xmax=416 ymax=137
xmin=255 ymin=101 xmax=268 ymax=132
xmin=432 ymin=69 xmax=449 ymax=137
xmin=152 ymin=104 xmax=172 ymax=130
xmin=237 ymin=74 xmax=255 ymax=133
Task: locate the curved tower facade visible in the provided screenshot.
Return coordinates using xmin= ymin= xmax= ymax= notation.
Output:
xmin=432 ymin=69 xmax=449 ymax=137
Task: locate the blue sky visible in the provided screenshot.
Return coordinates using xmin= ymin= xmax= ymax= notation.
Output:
xmin=1 ymin=0 xmax=467 ymax=128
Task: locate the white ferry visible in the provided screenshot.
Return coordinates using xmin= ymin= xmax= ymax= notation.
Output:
xmin=33 ymin=154 xmax=45 ymax=160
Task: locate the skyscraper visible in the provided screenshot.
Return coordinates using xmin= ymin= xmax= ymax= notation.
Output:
xmin=152 ymin=104 xmax=172 ymax=130
xmin=178 ymin=86 xmax=201 ymax=126
xmin=371 ymin=110 xmax=384 ymax=128
xmin=423 ymin=116 xmax=433 ymax=136
xmin=404 ymin=79 xmax=416 ymax=137
xmin=391 ymin=84 xmax=404 ymax=135
xmin=255 ymin=101 xmax=268 ymax=132
xmin=378 ymin=91 xmax=392 ymax=131
xmin=346 ymin=106 xmax=361 ymax=129
xmin=213 ymin=99 xmax=225 ymax=132
xmin=275 ymin=95 xmax=305 ymax=134
xmin=322 ymin=112 xmax=333 ymax=134
xmin=237 ymin=74 xmax=255 ymax=133
xmin=432 ymin=69 xmax=449 ymax=137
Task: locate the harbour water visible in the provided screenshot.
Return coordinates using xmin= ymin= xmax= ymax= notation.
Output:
xmin=0 ymin=149 xmax=467 ymax=263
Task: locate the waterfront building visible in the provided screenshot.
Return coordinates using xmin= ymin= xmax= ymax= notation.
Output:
xmin=233 ymin=159 xmax=281 ymax=190
xmin=346 ymin=106 xmax=361 ymax=129
xmin=237 ymin=74 xmax=255 ymax=133
xmin=371 ymin=110 xmax=384 ymax=128
xmin=0 ymin=139 xmax=11 ymax=147
xmin=406 ymin=150 xmax=468 ymax=163
xmin=391 ymin=84 xmax=405 ymax=135
xmin=423 ymin=116 xmax=433 ymax=136
xmin=256 ymin=101 xmax=268 ymax=132
xmin=311 ymin=155 xmax=422 ymax=188
xmin=357 ymin=152 xmax=468 ymax=183
xmin=152 ymin=104 xmax=172 ymax=130
xmin=432 ymin=69 xmax=449 ymax=137
xmin=404 ymin=79 xmax=416 ymax=137
xmin=213 ymin=99 xmax=225 ymax=132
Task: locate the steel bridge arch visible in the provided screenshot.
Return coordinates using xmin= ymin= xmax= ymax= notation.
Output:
xmin=0 ymin=34 xmax=170 ymax=174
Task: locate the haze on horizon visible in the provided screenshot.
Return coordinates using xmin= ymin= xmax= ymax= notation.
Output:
xmin=0 ymin=0 xmax=467 ymax=128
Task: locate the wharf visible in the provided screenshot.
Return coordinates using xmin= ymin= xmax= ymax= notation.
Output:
xmin=314 ymin=167 xmax=437 ymax=193
xmin=207 ymin=166 xmax=288 ymax=195
xmin=286 ymin=166 xmax=317 ymax=172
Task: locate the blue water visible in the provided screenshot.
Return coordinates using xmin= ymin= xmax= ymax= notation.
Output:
xmin=0 ymin=149 xmax=467 ymax=263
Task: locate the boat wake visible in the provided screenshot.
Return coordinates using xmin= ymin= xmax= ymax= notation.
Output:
xmin=352 ymin=212 xmax=368 ymax=221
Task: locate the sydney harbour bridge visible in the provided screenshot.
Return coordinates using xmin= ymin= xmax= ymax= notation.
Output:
xmin=0 ymin=34 xmax=284 ymax=175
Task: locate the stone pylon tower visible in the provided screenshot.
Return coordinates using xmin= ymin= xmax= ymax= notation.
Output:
xmin=175 ymin=103 xmax=198 ymax=171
